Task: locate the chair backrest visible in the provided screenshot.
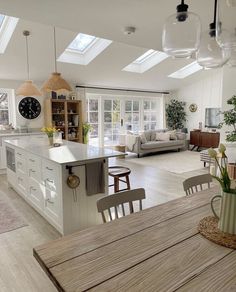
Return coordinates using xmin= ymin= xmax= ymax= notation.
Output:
xmin=183 ymin=173 xmax=213 ymax=196
xmin=97 ymin=188 xmax=146 ymax=223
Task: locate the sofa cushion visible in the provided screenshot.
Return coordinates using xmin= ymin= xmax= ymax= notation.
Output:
xmin=156 ymin=132 xmax=170 ymax=141
xmin=141 ymin=140 xmax=183 ymax=150
xmin=166 ymin=130 xmax=177 ymax=140
xmin=139 ymin=132 xmax=147 ymax=144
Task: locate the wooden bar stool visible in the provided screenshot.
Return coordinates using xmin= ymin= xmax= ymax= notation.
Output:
xmin=108 ymin=166 xmax=131 ymax=193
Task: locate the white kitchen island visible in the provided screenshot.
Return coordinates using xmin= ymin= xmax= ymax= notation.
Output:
xmin=4 ymin=137 xmax=123 ymax=235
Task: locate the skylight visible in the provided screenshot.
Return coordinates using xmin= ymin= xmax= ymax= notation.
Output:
xmin=123 ymin=50 xmax=169 ymax=73
xmin=168 ymin=61 xmax=202 ymax=79
xmin=0 ymin=14 xmax=5 ymax=27
xmin=132 ymin=49 xmax=157 ymax=64
xmin=0 ymin=14 xmax=19 ymax=54
xmin=58 ymin=33 xmax=112 ymax=66
xmin=68 ymin=33 xmax=97 ymax=53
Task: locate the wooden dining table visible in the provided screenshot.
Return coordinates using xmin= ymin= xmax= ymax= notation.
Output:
xmin=33 ymin=186 xmax=236 ymax=291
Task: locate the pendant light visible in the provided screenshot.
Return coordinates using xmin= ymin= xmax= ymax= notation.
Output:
xmin=196 ymin=0 xmax=230 ymax=69
xmin=162 ymin=0 xmax=201 ymax=58
xmin=216 ymin=0 xmax=236 ymax=66
xmin=41 ymin=27 xmax=72 ymax=92
xmin=16 ymin=31 xmax=42 ymax=96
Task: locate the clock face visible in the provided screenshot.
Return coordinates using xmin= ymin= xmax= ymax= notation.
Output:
xmin=18 ymin=97 xmax=41 ymax=119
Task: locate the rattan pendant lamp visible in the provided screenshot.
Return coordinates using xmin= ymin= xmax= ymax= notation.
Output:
xmin=16 ymin=31 xmax=42 ymax=96
xmin=41 ymin=27 xmax=72 ymax=92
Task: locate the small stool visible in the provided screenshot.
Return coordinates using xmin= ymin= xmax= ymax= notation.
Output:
xmin=108 ymin=166 xmax=131 ymax=193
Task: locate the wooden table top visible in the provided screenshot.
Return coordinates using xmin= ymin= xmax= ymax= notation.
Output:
xmin=33 ymin=186 xmax=236 ymax=292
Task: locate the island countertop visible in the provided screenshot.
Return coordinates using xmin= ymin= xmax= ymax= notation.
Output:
xmin=4 ymin=137 xmax=124 ymax=164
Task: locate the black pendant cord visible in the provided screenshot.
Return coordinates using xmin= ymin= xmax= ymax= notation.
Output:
xmin=209 ymin=0 xmax=218 ymax=36
xmin=213 ymin=0 xmax=218 ymax=25
xmin=25 ymin=34 xmax=30 ymax=80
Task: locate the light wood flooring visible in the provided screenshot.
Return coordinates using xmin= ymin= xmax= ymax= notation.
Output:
xmin=0 ymin=151 xmax=209 ymax=291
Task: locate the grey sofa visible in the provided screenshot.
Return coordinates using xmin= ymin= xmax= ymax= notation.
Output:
xmin=126 ymin=129 xmax=186 ymax=158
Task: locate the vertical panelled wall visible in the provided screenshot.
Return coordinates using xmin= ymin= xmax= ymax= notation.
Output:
xmin=173 ymin=69 xmax=223 ymax=134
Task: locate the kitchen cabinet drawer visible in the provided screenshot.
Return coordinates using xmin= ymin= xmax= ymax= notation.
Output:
xmin=42 ymin=160 xmax=59 ymax=191
xmin=15 ymin=148 xmax=26 ymax=160
xmin=28 ymin=153 xmax=41 ymax=182
xmin=16 ymin=173 xmax=27 ymax=197
xmin=16 ymin=157 xmax=27 ymax=175
xmin=28 ymin=179 xmax=44 ymax=211
xmin=44 ymin=187 xmax=62 ymax=227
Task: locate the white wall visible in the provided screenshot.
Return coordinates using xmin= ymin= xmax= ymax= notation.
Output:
xmin=174 ymin=69 xmax=223 ymax=132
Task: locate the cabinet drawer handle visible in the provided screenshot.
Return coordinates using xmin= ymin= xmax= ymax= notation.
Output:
xmin=46 ymin=166 xmax=53 ymax=171
xmin=29 ymin=159 xmax=35 ymax=162
xmin=18 ymin=177 xmax=23 ymax=182
xmin=46 ymin=198 xmax=54 ymax=204
xmin=30 ymin=186 xmax=37 ymax=191
xmin=17 ymin=152 xmax=22 ymax=156
xmin=29 ymin=169 xmax=36 ymax=173
xmin=46 ymin=178 xmax=54 ymax=183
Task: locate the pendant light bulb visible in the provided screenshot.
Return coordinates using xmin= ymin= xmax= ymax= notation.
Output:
xmin=162 ymin=0 xmax=201 ymax=58
xmin=196 ymin=0 xmax=230 ymax=69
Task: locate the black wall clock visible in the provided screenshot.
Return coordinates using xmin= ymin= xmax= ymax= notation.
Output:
xmin=18 ymin=97 xmax=41 ymax=119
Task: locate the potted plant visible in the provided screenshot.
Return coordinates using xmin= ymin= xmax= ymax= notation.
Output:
xmin=208 ymin=144 xmax=236 ymax=234
xmin=166 ymin=99 xmax=187 ymax=130
xmin=83 ymin=123 xmax=93 ymax=144
xmin=219 ymin=95 xmax=236 ymax=142
xmin=41 ymin=127 xmax=58 ymax=146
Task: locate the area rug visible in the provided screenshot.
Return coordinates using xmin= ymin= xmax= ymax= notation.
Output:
xmin=0 ymin=193 xmax=27 ymax=234
xmin=128 ymin=150 xmax=204 ymax=174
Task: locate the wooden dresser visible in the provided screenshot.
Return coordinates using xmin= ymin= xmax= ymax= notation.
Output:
xmin=190 ymin=131 xmax=220 ymax=151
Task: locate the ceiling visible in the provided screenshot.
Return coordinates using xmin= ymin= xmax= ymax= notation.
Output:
xmin=0 ymin=0 xmax=231 ymax=91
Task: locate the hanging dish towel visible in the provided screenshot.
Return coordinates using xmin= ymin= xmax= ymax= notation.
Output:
xmin=85 ymin=161 xmax=105 ymax=196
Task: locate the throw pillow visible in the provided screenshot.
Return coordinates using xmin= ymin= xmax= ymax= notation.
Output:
xmin=139 ymin=132 xmax=147 ymax=144
xmin=167 ymin=130 xmax=177 ymax=140
xmin=156 ymin=132 xmax=170 ymax=141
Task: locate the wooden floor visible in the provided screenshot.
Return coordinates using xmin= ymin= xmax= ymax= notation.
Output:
xmin=0 ymin=151 xmax=210 ymax=291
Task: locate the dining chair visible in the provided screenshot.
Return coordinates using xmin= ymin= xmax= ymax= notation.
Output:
xmin=97 ymin=188 xmax=146 ymax=223
xmin=183 ymin=173 xmax=213 ymax=196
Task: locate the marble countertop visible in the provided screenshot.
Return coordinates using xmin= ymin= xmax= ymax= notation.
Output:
xmin=4 ymin=137 xmax=124 ymax=164
xmin=0 ymin=131 xmax=44 ymax=137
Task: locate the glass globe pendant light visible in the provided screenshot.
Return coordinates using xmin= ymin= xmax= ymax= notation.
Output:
xmin=216 ymin=0 xmax=236 ymax=66
xmin=196 ymin=0 xmax=230 ymax=69
xmin=162 ymin=0 xmax=201 ymax=58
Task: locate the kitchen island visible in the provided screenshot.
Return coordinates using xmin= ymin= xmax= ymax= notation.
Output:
xmin=4 ymin=137 xmax=123 ymax=235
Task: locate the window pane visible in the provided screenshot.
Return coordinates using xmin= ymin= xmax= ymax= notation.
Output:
xmin=89 ymin=112 xmax=98 ymax=123
xmin=89 ymin=99 xmax=98 ymax=111
xmin=144 ymin=123 xmax=150 ymax=130
xmin=125 ymin=101 xmax=132 ymax=111
xmin=144 ymin=101 xmax=150 ymax=110
xmin=112 ymin=112 xmax=120 ymax=124
xmin=144 ymin=113 xmax=151 ymax=121
xmin=133 ymin=112 xmax=139 ymax=122
xmin=151 ymin=101 xmax=156 ymax=110
xmin=151 ymin=113 xmax=157 ymax=121
xmin=125 ymin=113 xmax=132 ymax=123
xmin=150 ymin=123 xmax=156 ymax=130
xmin=0 ymin=93 xmax=8 ymax=109
xmin=104 ymin=100 xmax=112 ymax=111
xmin=104 ymin=112 xmax=112 ymax=122
xmin=133 ymin=101 xmax=139 ymax=111
xmin=0 ymin=110 xmax=9 ymax=125
xmin=90 ymin=124 xmax=98 ymax=137
xmin=104 ymin=124 xmax=112 ymax=135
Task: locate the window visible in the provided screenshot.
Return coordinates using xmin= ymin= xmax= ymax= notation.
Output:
xmin=0 ymin=89 xmax=15 ymax=127
xmin=68 ymin=33 xmax=97 ymax=54
xmin=168 ymin=61 xmax=202 ymax=79
xmin=124 ymin=100 xmax=140 ymax=132
xmin=122 ymin=50 xmax=168 ymax=73
xmin=0 ymin=14 xmax=5 ymax=27
xmin=103 ymin=99 xmax=120 ymax=146
xmin=58 ymin=33 xmax=112 ymax=66
xmin=143 ymin=100 xmax=158 ymax=130
xmin=0 ymin=14 xmax=19 ymax=54
xmin=86 ymin=98 xmax=99 ymax=146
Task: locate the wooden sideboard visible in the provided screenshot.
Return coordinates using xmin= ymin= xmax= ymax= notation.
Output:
xmin=190 ymin=131 xmax=220 ymax=151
